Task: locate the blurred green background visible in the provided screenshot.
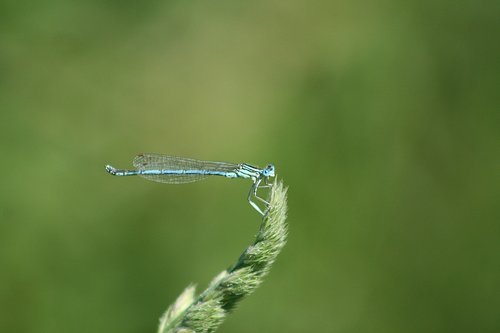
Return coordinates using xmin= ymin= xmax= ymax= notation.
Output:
xmin=1 ymin=1 xmax=498 ymax=332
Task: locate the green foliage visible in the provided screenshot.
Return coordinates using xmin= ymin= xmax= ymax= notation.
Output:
xmin=158 ymin=180 xmax=288 ymax=333
xmin=1 ymin=1 xmax=497 ymax=332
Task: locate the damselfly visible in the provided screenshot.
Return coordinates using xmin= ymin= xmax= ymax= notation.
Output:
xmin=105 ymin=153 xmax=275 ymax=215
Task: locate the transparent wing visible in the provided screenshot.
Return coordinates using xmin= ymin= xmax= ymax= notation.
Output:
xmin=132 ymin=153 xmax=239 ymax=184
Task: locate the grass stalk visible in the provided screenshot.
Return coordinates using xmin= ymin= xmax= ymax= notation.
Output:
xmin=157 ymin=179 xmax=288 ymax=333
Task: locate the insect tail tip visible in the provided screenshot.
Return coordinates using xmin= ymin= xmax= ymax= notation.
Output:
xmin=105 ymin=165 xmax=116 ymax=175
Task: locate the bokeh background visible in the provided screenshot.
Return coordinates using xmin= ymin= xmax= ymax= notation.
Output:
xmin=1 ymin=1 xmax=498 ymax=332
